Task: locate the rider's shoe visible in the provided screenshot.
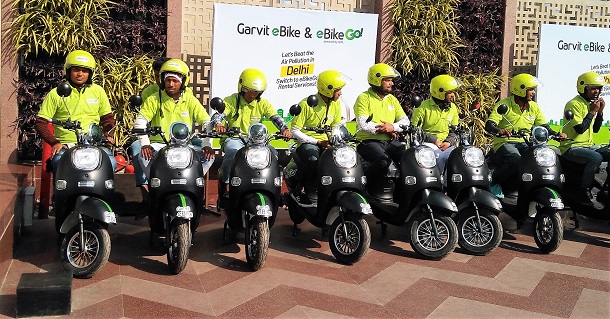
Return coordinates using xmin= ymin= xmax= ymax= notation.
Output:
xmin=490 ymin=183 xmax=504 ymax=199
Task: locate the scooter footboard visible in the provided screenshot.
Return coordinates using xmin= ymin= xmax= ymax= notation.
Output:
xmin=416 ymin=189 xmax=458 ymax=216
xmin=457 ymin=187 xmax=503 ymax=214
xmin=164 ymin=193 xmax=197 ymax=220
xmin=60 ymin=197 xmax=116 ymax=233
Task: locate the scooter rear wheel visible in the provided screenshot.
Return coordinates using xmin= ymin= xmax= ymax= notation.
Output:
xmin=329 ymin=214 xmax=371 ymax=265
xmin=245 ymin=217 xmax=270 ymax=271
xmin=167 ymin=219 xmax=190 ymax=274
xmin=60 ymin=222 xmax=111 ymax=278
xmin=409 ymin=214 xmax=458 ymax=260
xmin=457 ymin=210 xmax=503 ymax=255
xmin=533 ymin=208 xmax=563 ymax=253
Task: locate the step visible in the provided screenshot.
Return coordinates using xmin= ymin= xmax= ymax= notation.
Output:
xmin=16 ymin=271 xmax=72 ymax=317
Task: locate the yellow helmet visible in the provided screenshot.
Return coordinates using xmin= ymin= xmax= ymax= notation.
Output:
xmin=64 ymin=50 xmax=96 ymax=82
xmin=367 ymin=63 xmax=400 ymax=87
xmin=577 ymin=71 xmax=604 ymax=94
xmin=430 ymin=74 xmax=461 ymax=100
xmin=510 ymin=73 xmax=541 ymax=97
xmin=238 ymin=68 xmax=267 ymax=92
xmin=317 ymin=70 xmax=348 ymax=98
xmin=160 ymin=59 xmax=190 ymax=87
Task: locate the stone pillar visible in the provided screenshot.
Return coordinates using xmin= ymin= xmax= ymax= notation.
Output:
xmin=0 ymin=0 xmax=19 ymax=164
xmin=501 ymin=0 xmax=517 ymax=97
xmin=375 ymin=0 xmax=394 ymax=63
xmin=167 ymin=0 xmax=183 ymax=59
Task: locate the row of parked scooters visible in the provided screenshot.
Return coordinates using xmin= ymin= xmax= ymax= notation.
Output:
xmin=50 ymin=83 xmax=609 ymax=279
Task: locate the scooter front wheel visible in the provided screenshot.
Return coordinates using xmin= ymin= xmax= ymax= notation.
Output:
xmin=60 ymin=222 xmax=111 ymax=278
xmin=167 ymin=219 xmax=190 ymax=274
xmin=457 ymin=210 xmax=503 ymax=256
xmin=409 ymin=214 xmax=458 ymax=260
xmin=245 ymin=217 xmax=270 ymax=271
xmin=533 ymin=208 xmax=563 ymax=253
xmin=329 ymin=214 xmax=371 ymax=265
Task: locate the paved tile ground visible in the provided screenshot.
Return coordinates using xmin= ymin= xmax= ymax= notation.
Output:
xmin=1 ymin=209 xmax=609 ymax=319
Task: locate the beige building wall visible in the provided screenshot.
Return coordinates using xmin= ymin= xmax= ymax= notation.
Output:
xmin=505 ymin=0 xmax=610 ymax=92
xmin=0 ymin=0 xmax=19 ymax=164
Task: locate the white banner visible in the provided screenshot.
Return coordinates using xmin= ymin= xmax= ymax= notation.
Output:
xmin=537 ymin=24 xmax=610 ymax=125
xmin=210 ymin=4 xmax=378 ymax=121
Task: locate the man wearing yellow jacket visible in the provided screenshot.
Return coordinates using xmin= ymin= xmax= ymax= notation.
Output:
xmin=354 ymin=63 xmax=409 ymax=177
xmin=411 ymin=74 xmax=461 ymax=174
xmin=485 ymin=73 xmax=566 ymax=197
xmin=560 ymin=71 xmax=607 ymax=203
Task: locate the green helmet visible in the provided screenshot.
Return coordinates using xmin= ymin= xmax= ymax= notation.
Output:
xmin=64 ymin=50 xmax=96 ymax=82
xmin=160 ymin=59 xmax=190 ymax=87
xmin=367 ymin=63 xmax=400 ymax=87
xmin=577 ymin=71 xmax=604 ymax=94
xmin=510 ymin=73 xmax=541 ymax=97
xmin=430 ymin=74 xmax=461 ymax=100
xmin=317 ymin=70 xmax=348 ymax=98
xmin=238 ymin=68 xmax=267 ymax=92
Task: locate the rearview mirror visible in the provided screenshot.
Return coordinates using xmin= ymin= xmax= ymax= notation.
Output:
xmin=289 ymin=104 xmax=302 ymax=116
xmin=497 ymin=104 xmax=508 ymax=115
xmin=306 ymin=95 xmax=318 ymax=107
xmin=57 ymin=83 xmax=72 ymax=98
xmin=209 ymin=97 xmax=225 ymax=113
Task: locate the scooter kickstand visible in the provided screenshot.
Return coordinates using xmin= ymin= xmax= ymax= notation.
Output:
xmin=292 ymin=223 xmax=299 ymax=237
xmin=376 ymin=220 xmax=387 ymax=235
xmin=223 ymin=220 xmax=228 ymax=241
xmin=571 ymin=212 xmax=580 ymax=229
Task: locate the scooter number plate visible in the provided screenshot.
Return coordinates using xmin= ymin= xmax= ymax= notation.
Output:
xmin=104 ymin=211 xmax=117 ymax=224
xmin=176 ymin=211 xmax=194 ymax=219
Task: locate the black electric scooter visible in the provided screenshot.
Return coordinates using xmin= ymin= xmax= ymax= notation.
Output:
xmin=446 ymin=124 xmax=503 ymax=255
xmin=131 ymin=96 xmax=208 ymax=274
xmin=559 ymin=110 xmax=610 ymax=225
xmin=209 ymin=97 xmax=284 ymax=270
xmin=363 ymin=124 xmax=459 ymax=260
xmin=492 ymin=104 xmax=564 ymax=253
xmin=52 ymin=83 xmax=117 ymax=278
xmin=283 ymin=96 xmax=372 ymax=265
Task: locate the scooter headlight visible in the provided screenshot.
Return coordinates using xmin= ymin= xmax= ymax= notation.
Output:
xmin=72 ymin=148 xmax=101 ymax=170
xmin=534 ymin=147 xmax=556 ymax=167
xmin=462 ymin=146 xmax=484 ymax=168
xmin=166 ymin=147 xmax=191 ymax=169
xmin=246 ymin=146 xmax=271 ymax=169
xmin=334 ymin=146 xmax=357 ymax=169
xmin=415 ymin=147 xmax=436 ymax=169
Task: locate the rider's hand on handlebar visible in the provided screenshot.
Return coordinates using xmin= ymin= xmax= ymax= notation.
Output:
xmin=202 ymin=146 xmax=215 ymax=160
xmin=51 ymin=143 xmax=67 ymax=156
xmin=281 ymin=129 xmax=292 ymax=141
xmin=141 ymin=145 xmax=154 ymax=160
xmin=388 ymin=132 xmax=398 ymax=140
xmin=498 ymin=129 xmax=512 ymax=137
xmin=376 ymin=121 xmax=394 ymax=133
xmin=215 ymin=124 xmax=226 ymax=133
xmin=439 ymin=141 xmax=451 ymax=151
xmin=558 ymin=132 xmax=568 ymax=139
xmin=317 ymin=140 xmax=331 ymax=149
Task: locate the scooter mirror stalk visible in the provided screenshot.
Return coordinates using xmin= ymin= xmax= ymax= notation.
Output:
xmin=129 ymin=95 xmax=143 ymax=108
xmin=306 ymin=95 xmax=318 ymax=107
xmin=57 ymin=83 xmax=72 ymax=98
xmin=411 ymin=95 xmax=423 ymax=108
xmin=289 ymin=104 xmax=302 ymax=116
xmin=209 ymin=97 xmax=225 ymax=113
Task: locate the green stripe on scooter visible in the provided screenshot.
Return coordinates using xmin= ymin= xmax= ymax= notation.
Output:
xmin=257 ymin=193 xmax=265 ymax=206
xmin=100 ymin=199 xmax=113 ymax=212
xmin=546 ymin=187 xmax=559 ymax=198
xmin=179 ymin=193 xmax=187 ymax=206
xmin=355 ymin=193 xmax=368 ymax=204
